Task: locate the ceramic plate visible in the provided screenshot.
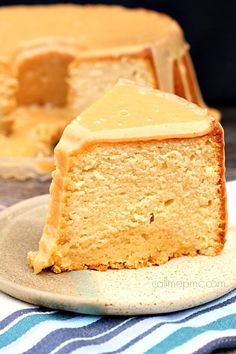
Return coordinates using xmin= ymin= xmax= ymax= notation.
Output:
xmin=0 ymin=181 xmax=235 ymax=315
xmin=0 ymin=156 xmax=53 ymax=181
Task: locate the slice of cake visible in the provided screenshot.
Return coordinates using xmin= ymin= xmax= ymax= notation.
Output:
xmin=28 ymin=80 xmax=227 ymax=273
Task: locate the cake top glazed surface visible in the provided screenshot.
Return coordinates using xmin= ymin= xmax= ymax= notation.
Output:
xmin=79 ymin=80 xmax=211 ymax=131
xmin=0 ymin=4 xmax=183 ymax=59
xmin=57 ymin=80 xmax=214 ymax=155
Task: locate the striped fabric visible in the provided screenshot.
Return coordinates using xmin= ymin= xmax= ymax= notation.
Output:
xmin=1 ymin=289 xmax=236 ymax=353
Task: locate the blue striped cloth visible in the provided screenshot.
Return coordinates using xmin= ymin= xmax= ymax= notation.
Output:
xmin=1 ymin=288 xmax=236 ymax=353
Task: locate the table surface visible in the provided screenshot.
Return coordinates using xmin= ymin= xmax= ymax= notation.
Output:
xmin=0 ymin=107 xmax=235 ymax=208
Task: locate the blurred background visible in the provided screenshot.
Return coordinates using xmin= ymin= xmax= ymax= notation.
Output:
xmin=0 ymin=0 xmax=235 ymax=107
xmin=0 ymin=0 xmax=235 ymax=205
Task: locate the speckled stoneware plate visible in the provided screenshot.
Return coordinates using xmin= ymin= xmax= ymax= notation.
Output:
xmin=0 ymin=181 xmax=235 ymax=315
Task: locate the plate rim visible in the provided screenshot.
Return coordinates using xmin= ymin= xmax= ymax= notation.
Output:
xmin=1 ymin=262 xmax=236 ymax=315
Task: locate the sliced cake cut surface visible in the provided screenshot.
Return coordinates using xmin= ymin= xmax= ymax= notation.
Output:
xmin=28 ymin=80 xmax=227 ymax=273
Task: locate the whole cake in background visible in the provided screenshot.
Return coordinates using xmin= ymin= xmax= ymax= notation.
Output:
xmin=28 ymin=80 xmax=227 ymax=273
xmin=0 ymin=4 xmax=219 ymax=178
